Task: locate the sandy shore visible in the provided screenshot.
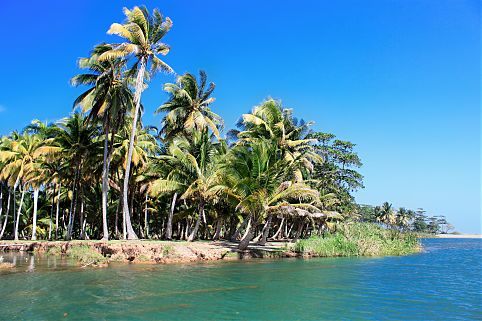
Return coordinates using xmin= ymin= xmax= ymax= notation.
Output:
xmin=436 ymin=234 xmax=482 ymax=239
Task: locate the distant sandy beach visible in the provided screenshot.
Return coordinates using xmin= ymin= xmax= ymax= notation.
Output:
xmin=436 ymin=234 xmax=482 ymax=239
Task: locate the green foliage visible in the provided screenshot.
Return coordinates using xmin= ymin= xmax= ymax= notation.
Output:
xmin=66 ymin=245 xmax=108 ymax=265
xmin=294 ymin=223 xmax=420 ymax=257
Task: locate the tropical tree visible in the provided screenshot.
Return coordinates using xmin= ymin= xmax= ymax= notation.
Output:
xmin=157 ymin=71 xmax=222 ymax=140
xmin=223 ymin=139 xmax=321 ymax=250
xmin=71 ymin=44 xmax=134 ymax=240
xmin=99 ymin=6 xmax=174 ymax=239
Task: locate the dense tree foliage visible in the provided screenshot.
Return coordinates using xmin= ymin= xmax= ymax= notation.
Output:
xmin=0 ymin=6 xmax=451 ymax=247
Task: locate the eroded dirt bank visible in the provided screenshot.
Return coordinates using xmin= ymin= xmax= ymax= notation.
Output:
xmin=0 ymin=240 xmax=290 ymax=265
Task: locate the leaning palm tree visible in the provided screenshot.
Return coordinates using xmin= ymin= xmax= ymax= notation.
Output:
xmin=156 ymin=71 xmax=223 ymax=140
xmin=99 ymin=6 xmax=174 ymax=239
xmin=71 ymin=44 xmax=134 ymax=240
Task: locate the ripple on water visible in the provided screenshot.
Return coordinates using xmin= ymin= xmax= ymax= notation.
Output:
xmin=0 ymin=238 xmax=481 ymax=320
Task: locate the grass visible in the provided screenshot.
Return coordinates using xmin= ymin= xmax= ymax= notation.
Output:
xmin=65 ymin=245 xmax=108 ymax=266
xmin=294 ymin=222 xmax=420 ymax=257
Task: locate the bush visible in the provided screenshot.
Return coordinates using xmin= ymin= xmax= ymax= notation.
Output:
xmin=66 ymin=245 xmax=108 ymax=266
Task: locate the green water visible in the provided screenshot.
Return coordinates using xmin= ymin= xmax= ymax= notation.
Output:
xmin=0 ymin=239 xmax=481 ymax=320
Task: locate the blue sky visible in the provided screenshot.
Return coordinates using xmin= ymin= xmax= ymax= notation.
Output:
xmin=0 ymin=1 xmax=480 ymax=232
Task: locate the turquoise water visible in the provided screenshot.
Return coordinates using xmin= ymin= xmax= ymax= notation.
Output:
xmin=0 ymin=239 xmax=481 ymax=320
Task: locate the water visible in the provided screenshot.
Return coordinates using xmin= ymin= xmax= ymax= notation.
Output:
xmin=0 ymin=239 xmax=481 ymax=320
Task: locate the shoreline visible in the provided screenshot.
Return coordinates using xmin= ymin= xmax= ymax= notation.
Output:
xmin=436 ymin=234 xmax=482 ymax=239
xmin=0 ymin=240 xmax=293 ymax=266
xmin=0 ymin=234 xmax=421 ymax=267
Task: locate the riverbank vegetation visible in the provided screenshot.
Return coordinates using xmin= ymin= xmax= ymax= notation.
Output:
xmin=294 ymin=223 xmax=420 ymax=257
xmin=0 ymin=6 xmax=450 ymax=252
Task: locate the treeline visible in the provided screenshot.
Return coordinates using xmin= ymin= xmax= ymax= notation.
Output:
xmin=0 ymin=6 xmax=365 ymax=249
xmin=357 ymin=202 xmax=454 ymax=234
xmin=0 ymin=6 xmax=448 ymax=249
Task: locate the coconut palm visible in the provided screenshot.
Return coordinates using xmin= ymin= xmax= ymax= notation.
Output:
xmin=222 ymin=139 xmax=320 ymax=250
xmin=157 ymin=71 xmax=222 ymax=140
xmin=148 ymin=129 xmax=223 ymax=241
xmin=0 ymin=133 xmax=57 ymax=240
xmin=71 ymin=44 xmax=134 ymax=240
xmin=51 ymin=113 xmax=100 ymax=240
xmin=235 ymin=99 xmax=321 ymax=182
xmin=99 ymin=6 xmax=173 ymax=239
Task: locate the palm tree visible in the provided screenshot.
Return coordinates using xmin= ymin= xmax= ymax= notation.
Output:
xmin=157 ymin=71 xmax=222 ymax=140
xmin=51 ymin=113 xmax=100 ymax=240
xmin=378 ymin=202 xmax=395 ymax=228
xmin=99 ymin=6 xmax=174 ymax=239
xmin=223 ymin=139 xmax=320 ymax=250
xmin=0 ymin=133 xmax=57 ymax=240
xmin=71 ymin=44 xmax=134 ymax=240
xmin=111 ymin=123 xmax=159 ymax=239
xmin=149 ymin=129 xmax=223 ymax=241
xmin=235 ymin=98 xmax=321 ymax=182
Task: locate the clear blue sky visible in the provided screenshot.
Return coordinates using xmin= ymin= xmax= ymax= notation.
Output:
xmin=0 ymin=1 xmax=480 ymax=233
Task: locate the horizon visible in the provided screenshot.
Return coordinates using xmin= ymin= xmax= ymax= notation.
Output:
xmin=0 ymin=1 xmax=480 ymax=232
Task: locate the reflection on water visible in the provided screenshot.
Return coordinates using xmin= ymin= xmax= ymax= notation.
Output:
xmin=0 ymin=239 xmax=481 ymax=320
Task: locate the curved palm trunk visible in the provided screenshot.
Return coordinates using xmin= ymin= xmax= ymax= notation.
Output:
xmin=31 ymin=188 xmax=39 ymax=240
xmin=0 ymin=190 xmax=11 ymax=239
xmin=188 ymin=201 xmax=204 ymax=242
xmin=122 ymin=59 xmax=147 ymax=240
xmin=272 ymin=217 xmax=285 ymax=240
xmin=165 ymin=192 xmax=177 ymax=240
xmin=238 ymin=216 xmax=254 ymax=251
xmin=14 ymin=187 xmax=26 ymax=241
xmin=101 ymin=121 xmax=111 ymax=240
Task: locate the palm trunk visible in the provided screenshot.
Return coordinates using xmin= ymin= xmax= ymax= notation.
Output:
xmin=79 ymin=198 xmax=85 ymax=239
xmin=165 ymin=192 xmax=177 ymax=240
xmin=101 ymin=120 xmax=111 ymax=240
xmin=55 ymin=183 xmax=61 ymax=239
xmin=0 ymin=190 xmax=11 ymax=239
xmin=31 ymin=188 xmax=39 ymax=240
xmin=66 ymin=168 xmax=80 ymax=240
xmin=144 ymin=193 xmax=149 ymax=238
xmin=213 ymin=218 xmax=223 ymax=240
xmin=48 ymin=184 xmax=55 ymax=240
xmin=187 ymin=201 xmax=204 ymax=242
xmin=122 ymin=58 xmax=146 ymax=240
xmin=114 ymin=200 xmax=120 ymax=238
xmin=272 ymin=217 xmax=285 ymax=240
xmin=238 ymin=216 xmax=254 ymax=251
xmin=258 ymin=214 xmax=272 ymax=246
xmin=14 ymin=187 xmax=26 ymax=241
xmin=231 ymin=218 xmax=248 ymax=241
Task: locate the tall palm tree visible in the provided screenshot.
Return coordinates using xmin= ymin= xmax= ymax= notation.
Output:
xmin=71 ymin=44 xmax=134 ymax=240
xmin=111 ymin=123 xmax=158 ymax=239
xmin=51 ymin=113 xmax=100 ymax=240
xmin=99 ymin=6 xmax=174 ymax=239
xmin=156 ymin=71 xmax=222 ymax=140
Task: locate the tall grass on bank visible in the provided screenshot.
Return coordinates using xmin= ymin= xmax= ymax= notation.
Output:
xmin=294 ymin=223 xmax=420 ymax=257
